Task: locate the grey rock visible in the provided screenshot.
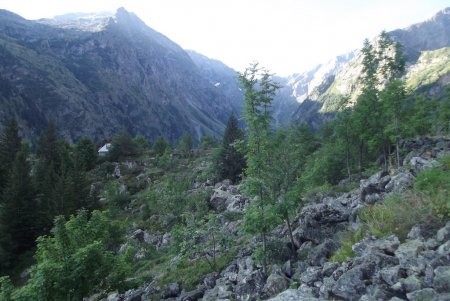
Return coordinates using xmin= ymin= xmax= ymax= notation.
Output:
xmin=202 ymin=272 xmax=218 ymax=289
xmin=380 ymin=266 xmax=404 ymax=286
xmin=132 ymin=229 xmax=145 ymax=243
xmin=300 ymin=266 xmax=322 ymax=285
xmin=408 ymin=226 xmax=424 ymax=240
xmin=332 ymin=267 xmax=366 ymax=301
xmin=234 ymin=269 xmax=266 ymax=300
xmin=385 ymin=171 xmax=415 ymax=193
xmin=437 ymin=241 xmax=450 ymax=255
xmin=388 ymin=297 xmax=406 ymax=301
xmin=107 ymin=292 xmax=120 ymax=301
xmin=264 ymin=266 xmax=290 ymax=297
xmin=282 ymin=260 xmax=293 ymax=278
xmin=395 ymin=239 xmax=426 ymax=272
xmin=433 ymin=266 xmax=450 ymax=293
xmin=308 ymin=239 xmax=339 ymax=266
xmin=436 ymin=222 xmax=450 ymax=243
xmin=400 ymin=275 xmax=422 ymax=293
xmin=406 ymin=288 xmax=437 ymax=301
xmin=322 ymin=262 xmax=339 ymax=277
xmin=202 ymin=283 xmax=232 ymax=301
xmin=267 ymin=289 xmax=320 ymax=301
xmin=162 ymin=283 xmax=181 ymax=299
xmin=431 ymin=293 xmax=450 ymax=301
xmin=178 ymin=287 xmax=206 ymax=301
xmin=410 ymin=157 xmax=441 ymax=174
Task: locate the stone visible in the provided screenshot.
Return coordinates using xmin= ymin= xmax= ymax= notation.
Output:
xmin=282 ymin=260 xmax=293 ymax=278
xmin=385 ymin=172 xmax=415 ymax=193
xmin=379 ymin=266 xmax=403 ymax=286
xmin=406 ymin=288 xmax=437 ymax=301
xmin=433 ymin=266 xmax=450 ymax=293
xmin=162 ymin=283 xmax=181 ymax=299
xmin=132 ymin=229 xmax=145 ymax=243
xmin=395 ymin=239 xmax=425 ymax=272
xmin=264 ymin=266 xmax=290 ymax=297
xmin=388 ymin=297 xmax=405 ymax=301
xmin=300 ymin=266 xmax=322 ymax=285
xmin=431 ymin=293 xmax=450 ymax=301
xmin=322 ymin=262 xmax=339 ymax=277
xmin=437 ymin=241 xmax=450 ymax=255
xmin=202 ymin=272 xmax=218 ymax=289
xmin=267 ymin=289 xmax=320 ymax=301
xmin=332 ymin=267 xmax=366 ymax=301
xmin=436 ymin=222 xmax=450 ymax=243
xmin=107 ymin=292 xmax=120 ymax=301
xmin=308 ymin=239 xmax=339 ymax=266
xmin=400 ymin=275 xmax=421 ymax=293
xmin=409 ymin=157 xmax=441 ymax=174
xmin=234 ymin=269 xmax=265 ymax=300
xmin=179 ymin=287 xmax=206 ymax=301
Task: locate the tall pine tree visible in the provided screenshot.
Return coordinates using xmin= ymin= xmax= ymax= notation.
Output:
xmin=216 ymin=113 xmax=245 ymax=183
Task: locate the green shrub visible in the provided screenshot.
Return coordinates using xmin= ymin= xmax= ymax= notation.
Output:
xmin=12 ymin=210 xmax=132 ymax=301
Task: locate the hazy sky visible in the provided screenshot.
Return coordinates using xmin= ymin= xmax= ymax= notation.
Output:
xmin=1 ymin=0 xmax=449 ymax=75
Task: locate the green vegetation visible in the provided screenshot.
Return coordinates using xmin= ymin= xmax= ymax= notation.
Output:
xmin=330 ymin=230 xmax=365 ymax=263
xmin=215 ymin=113 xmax=246 ymax=183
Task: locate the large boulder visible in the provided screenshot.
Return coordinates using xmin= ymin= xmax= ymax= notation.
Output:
xmin=433 ymin=266 xmax=450 ymax=293
xmin=264 ymin=265 xmax=290 ymax=297
xmin=267 ymin=289 xmax=320 ymax=301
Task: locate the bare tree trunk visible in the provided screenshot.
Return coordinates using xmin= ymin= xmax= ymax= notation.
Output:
xmin=284 ymin=211 xmax=296 ymax=257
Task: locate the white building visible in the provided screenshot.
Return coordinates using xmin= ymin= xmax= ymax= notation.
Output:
xmin=98 ymin=143 xmax=112 ymax=156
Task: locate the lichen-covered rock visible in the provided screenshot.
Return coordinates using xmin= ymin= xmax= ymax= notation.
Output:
xmin=331 ymin=267 xmax=366 ymax=301
xmin=433 ymin=266 xmax=450 ymax=293
xmin=406 ymin=288 xmax=437 ymax=301
xmin=267 ymin=289 xmax=320 ymax=301
xmin=436 ymin=222 xmax=450 ymax=243
xmin=264 ymin=266 xmax=290 ymax=297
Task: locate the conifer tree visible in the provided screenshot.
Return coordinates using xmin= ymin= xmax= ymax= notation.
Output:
xmin=239 ymin=62 xmax=280 ymax=273
xmin=0 ymin=119 xmax=21 ymax=191
xmin=0 ymin=145 xmax=38 ymax=261
xmin=216 ymin=113 xmax=245 ymax=183
xmin=153 ymin=136 xmax=169 ymax=156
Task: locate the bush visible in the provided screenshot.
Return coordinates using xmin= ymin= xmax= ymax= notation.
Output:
xmin=12 ymin=210 xmax=132 ymax=301
xmin=358 ymin=193 xmax=432 ymax=241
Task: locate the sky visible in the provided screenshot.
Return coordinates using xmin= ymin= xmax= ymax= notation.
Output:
xmin=1 ymin=0 xmax=449 ymax=76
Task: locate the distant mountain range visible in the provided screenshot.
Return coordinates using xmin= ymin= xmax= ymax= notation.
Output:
xmin=0 ymin=7 xmax=449 ymax=142
xmin=289 ymin=7 xmax=450 ymax=127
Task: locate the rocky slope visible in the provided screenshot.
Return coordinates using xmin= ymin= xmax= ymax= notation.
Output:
xmin=99 ymin=137 xmax=450 ymax=301
xmin=291 ymin=7 xmax=450 ymax=128
xmin=0 ymin=8 xmax=240 ymax=143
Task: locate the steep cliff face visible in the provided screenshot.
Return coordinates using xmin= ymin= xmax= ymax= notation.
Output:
xmin=291 ymin=7 xmax=450 ymax=128
xmin=0 ymin=8 xmax=239 ymax=142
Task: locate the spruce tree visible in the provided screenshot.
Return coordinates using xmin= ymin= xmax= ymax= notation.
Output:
xmin=153 ymin=136 xmax=169 ymax=156
xmin=217 ymin=113 xmax=245 ymax=183
xmin=239 ymin=63 xmax=280 ymax=273
xmin=0 ymin=119 xmax=21 ymax=191
xmin=1 ymin=145 xmax=38 ymax=258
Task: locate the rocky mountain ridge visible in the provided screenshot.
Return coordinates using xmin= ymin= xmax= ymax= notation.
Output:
xmin=0 ymin=8 xmax=241 ymax=143
xmin=290 ymin=7 xmax=450 ymax=127
xmin=99 ymin=137 xmax=450 ymax=301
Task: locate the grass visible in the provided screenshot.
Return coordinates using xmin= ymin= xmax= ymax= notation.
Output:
xmin=358 ymin=156 xmax=450 ymax=240
xmin=155 ymin=250 xmax=237 ymax=291
xmin=330 ymin=229 xmax=365 ymax=263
